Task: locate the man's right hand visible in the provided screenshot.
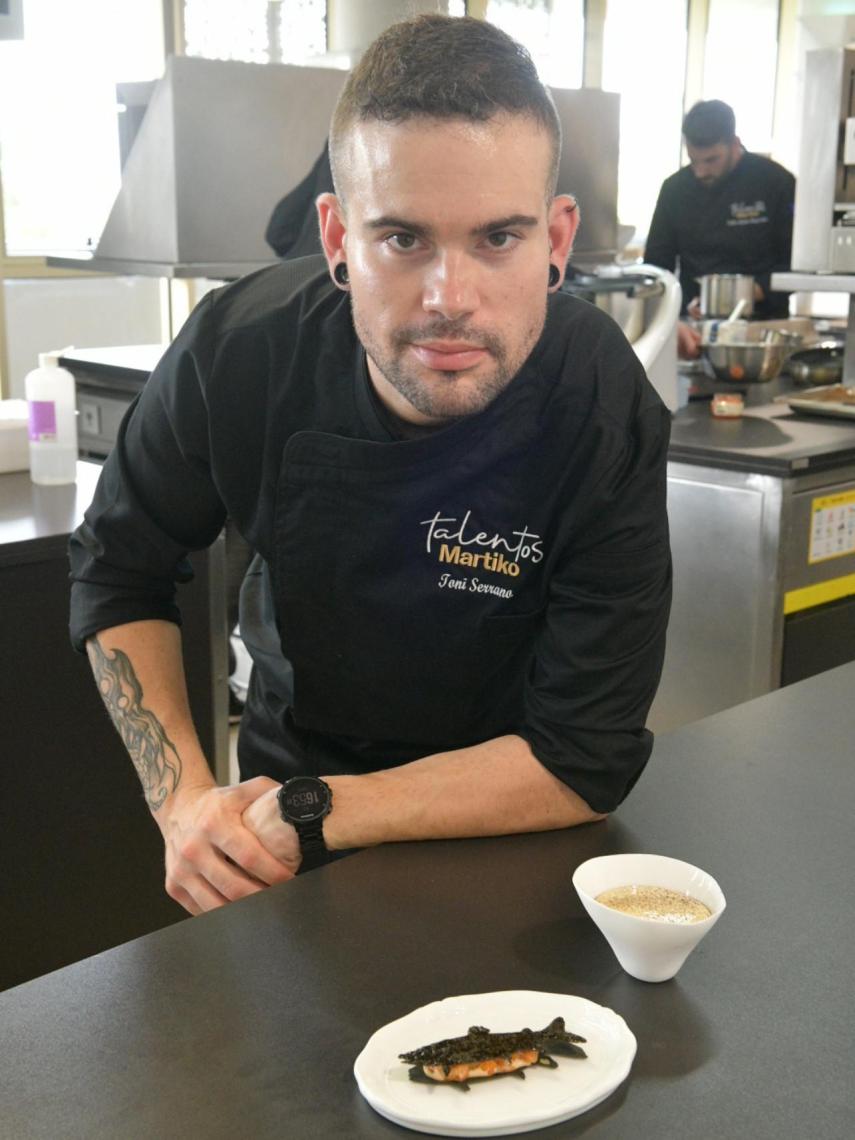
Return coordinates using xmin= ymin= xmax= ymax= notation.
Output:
xmin=677 ymin=320 xmax=702 ymax=360
xmin=155 ymin=776 xmax=298 ymax=914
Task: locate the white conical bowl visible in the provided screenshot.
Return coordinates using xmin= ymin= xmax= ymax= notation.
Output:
xmin=572 ymin=854 xmax=726 ymax=983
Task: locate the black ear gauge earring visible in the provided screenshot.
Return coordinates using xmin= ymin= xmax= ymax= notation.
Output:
xmin=548 ymin=264 xmax=561 ymax=288
xmin=333 ymin=262 xmax=349 ymax=287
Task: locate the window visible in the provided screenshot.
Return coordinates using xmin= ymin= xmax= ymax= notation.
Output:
xmin=0 ymin=0 xmax=164 ymax=254
xmin=486 ymin=0 xmax=584 ymax=90
xmin=183 ymin=0 xmax=326 ymax=65
xmin=602 ymin=0 xmax=688 ymax=244
xmin=702 ymin=0 xmax=779 ymax=155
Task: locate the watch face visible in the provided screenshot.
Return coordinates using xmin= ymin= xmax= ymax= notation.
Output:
xmin=281 ymin=776 xmax=332 ymax=823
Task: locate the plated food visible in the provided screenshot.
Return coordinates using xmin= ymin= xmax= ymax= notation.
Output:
xmin=400 ymin=1017 xmax=587 ymax=1091
xmin=353 ymin=990 xmax=636 ymax=1137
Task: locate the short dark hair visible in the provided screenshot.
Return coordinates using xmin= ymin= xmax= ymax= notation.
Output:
xmin=682 ymin=100 xmax=736 ymax=148
xmin=329 ymin=14 xmax=561 ymax=199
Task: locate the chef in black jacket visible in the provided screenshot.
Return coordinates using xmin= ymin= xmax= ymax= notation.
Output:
xmin=645 ymin=99 xmax=795 ymax=360
xmin=69 ymin=14 xmax=672 ymax=915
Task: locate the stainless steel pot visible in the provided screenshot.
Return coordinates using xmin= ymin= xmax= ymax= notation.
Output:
xmin=698 ymin=274 xmax=755 ymax=319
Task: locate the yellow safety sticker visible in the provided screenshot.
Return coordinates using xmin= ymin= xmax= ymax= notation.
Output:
xmin=807 ymin=490 xmax=855 ymax=564
xmin=784 ymin=572 xmax=855 ymax=615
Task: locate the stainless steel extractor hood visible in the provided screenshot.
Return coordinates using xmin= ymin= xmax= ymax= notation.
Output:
xmin=49 ymin=55 xmax=347 ymax=279
xmin=551 ymin=87 xmax=619 ymax=266
xmin=47 ymin=53 xmax=618 ymax=278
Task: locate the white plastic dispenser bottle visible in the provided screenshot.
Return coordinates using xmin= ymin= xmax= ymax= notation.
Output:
xmin=25 ymin=349 xmax=78 ymax=485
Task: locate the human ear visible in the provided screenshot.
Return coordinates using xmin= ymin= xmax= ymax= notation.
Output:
xmin=546 ymin=194 xmax=580 ymax=289
xmin=316 ymin=192 xmax=348 ymax=282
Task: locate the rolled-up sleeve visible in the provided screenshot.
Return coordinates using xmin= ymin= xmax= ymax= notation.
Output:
xmin=519 ymin=403 xmax=672 ymax=813
xmin=69 ymin=298 xmax=227 ymax=652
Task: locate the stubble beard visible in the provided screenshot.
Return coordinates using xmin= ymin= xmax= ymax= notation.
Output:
xmin=351 ymin=298 xmax=546 ymax=421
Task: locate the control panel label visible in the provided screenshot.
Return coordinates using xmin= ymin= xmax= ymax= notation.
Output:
xmin=808 ymin=490 xmax=855 ymax=563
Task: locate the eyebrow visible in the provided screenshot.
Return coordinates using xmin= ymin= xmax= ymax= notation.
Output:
xmin=364 ymin=214 xmax=540 ymax=239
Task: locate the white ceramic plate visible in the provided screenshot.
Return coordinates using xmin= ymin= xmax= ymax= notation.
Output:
xmin=353 ymin=990 xmax=636 ymax=1138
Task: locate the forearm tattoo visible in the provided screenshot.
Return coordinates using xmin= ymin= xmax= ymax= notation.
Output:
xmin=88 ymin=638 xmax=181 ymax=810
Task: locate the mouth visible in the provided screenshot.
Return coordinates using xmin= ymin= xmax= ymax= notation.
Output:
xmin=409 ymin=341 xmax=489 ymax=372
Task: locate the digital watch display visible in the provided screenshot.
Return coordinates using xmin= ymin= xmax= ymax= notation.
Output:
xmin=277 ymin=776 xmax=333 ymax=872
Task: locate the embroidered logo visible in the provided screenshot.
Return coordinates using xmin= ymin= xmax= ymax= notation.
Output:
xmin=727 ymin=199 xmax=768 ymax=226
xmin=421 ymin=509 xmax=543 ymax=598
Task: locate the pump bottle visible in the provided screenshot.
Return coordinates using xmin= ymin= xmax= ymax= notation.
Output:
xmin=25 ymin=349 xmax=78 ymax=485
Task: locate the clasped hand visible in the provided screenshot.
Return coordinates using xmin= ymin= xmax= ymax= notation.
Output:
xmin=156 ymin=777 xmax=300 ymax=915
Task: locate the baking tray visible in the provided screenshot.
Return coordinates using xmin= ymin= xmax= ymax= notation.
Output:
xmin=784 ymin=384 xmax=855 ymax=420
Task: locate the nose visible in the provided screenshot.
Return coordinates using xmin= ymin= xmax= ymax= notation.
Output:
xmin=422 ymin=250 xmax=479 ymax=320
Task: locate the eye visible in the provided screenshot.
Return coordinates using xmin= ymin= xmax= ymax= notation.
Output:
xmin=484 ymin=231 xmax=518 ymax=250
xmin=385 ymin=232 xmax=420 ymax=251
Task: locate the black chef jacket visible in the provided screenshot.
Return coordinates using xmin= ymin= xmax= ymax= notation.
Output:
xmin=68 ymin=257 xmax=672 ymax=815
xmin=645 ymin=150 xmax=795 ymax=318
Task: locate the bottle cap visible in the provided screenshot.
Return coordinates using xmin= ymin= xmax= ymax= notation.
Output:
xmin=37 ymin=345 xmax=74 ymax=370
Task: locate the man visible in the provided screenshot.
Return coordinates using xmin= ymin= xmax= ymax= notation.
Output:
xmin=645 ymin=99 xmax=795 ymax=360
xmin=69 ymin=15 xmax=672 ymax=915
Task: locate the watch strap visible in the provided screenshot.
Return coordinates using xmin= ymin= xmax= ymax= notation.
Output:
xmin=294 ymin=817 xmax=329 ymax=872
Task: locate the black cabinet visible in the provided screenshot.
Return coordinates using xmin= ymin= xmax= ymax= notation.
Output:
xmin=0 ymin=464 xmax=228 ymax=991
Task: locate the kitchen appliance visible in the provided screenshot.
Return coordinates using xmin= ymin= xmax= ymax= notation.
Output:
xmin=48 ymin=57 xmax=347 ymax=279
xmin=698 ymin=273 xmax=755 ymax=319
xmin=791 ymin=47 xmax=855 ymax=274
xmin=59 ymin=346 xmax=165 ymax=460
xmin=561 ymin=264 xmax=681 ymax=409
xmin=776 ymin=47 xmax=855 ymax=388
xmin=650 ymin=398 xmax=855 ymax=733
xmin=48 ymin=59 xmax=623 ymax=279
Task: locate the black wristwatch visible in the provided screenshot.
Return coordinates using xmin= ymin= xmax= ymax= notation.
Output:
xmin=277 ymin=776 xmax=333 ymax=872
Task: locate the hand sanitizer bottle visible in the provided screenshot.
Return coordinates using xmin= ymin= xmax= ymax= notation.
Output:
xmin=25 ymin=349 xmax=78 ymax=485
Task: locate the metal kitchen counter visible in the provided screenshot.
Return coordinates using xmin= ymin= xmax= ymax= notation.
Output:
xmin=650 ymin=381 xmax=855 ymax=732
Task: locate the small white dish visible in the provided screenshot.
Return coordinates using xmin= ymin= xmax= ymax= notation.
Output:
xmin=353 ymin=990 xmax=636 ymax=1137
xmin=572 ymin=853 xmax=726 ymax=983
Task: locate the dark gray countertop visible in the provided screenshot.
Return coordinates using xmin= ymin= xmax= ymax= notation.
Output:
xmin=0 ymin=461 xmax=102 ymax=566
xmin=1 ymin=661 xmax=852 ymax=1139
xmin=669 ymin=372 xmax=855 ymax=476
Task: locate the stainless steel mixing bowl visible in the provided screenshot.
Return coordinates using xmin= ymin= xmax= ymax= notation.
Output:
xmin=700 ymin=322 xmax=802 ymax=384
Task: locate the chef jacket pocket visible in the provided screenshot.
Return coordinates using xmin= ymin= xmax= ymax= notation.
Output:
xmin=271 ymin=431 xmax=547 ymax=749
xmin=460 ymin=609 xmax=544 ymax=740
xmin=281 ymin=598 xmax=543 ymax=749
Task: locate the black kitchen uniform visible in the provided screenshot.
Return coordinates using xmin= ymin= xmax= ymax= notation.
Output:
xmin=645 ymin=150 xmax=795 ymax=318
xmin=69 ymin=257 xmax=672 ymax=815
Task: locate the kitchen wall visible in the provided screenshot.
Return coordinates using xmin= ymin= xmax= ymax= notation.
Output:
xmin=3 ymin=275 xmax=162 ymax=399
